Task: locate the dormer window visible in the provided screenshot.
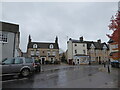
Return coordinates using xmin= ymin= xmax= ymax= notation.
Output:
xmin=49 ymin=44 xmax=54 ymax=49
xmin=90 ymin=44 xmax=95 ymax=49
xmin=33 ymin=44 xmax=37 ymax=48
xmin=103 ymin=44 xmax=107 ymax=50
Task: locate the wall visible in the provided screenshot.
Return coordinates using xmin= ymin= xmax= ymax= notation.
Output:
xmin=67 ymin=40 xmax=73 ymax=61
xmin=28 ymin=48 xmax=59 ymax=61
xmin=72 ymin=43 xmax=87 ymax=55
xmin=2 ymin=31 xmax=15 ymax=60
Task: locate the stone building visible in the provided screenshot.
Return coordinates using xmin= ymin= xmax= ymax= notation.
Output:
xmin=27 ymin=35 xmax=60 ymax=64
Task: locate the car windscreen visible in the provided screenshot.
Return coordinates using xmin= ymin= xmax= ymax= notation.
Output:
xmin=2 ymin=58 xmax=14 ymax=64
xmin=2 ymin=58 xmax=7 ymax=62
xmin=25 ymin=58 xmax=33 ymax=63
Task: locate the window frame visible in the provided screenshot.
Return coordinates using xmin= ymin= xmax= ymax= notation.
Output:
xmin=49 ymin=44 xmax=54 ymax=49
xmin=75 ymin=44 xmax=77 ymax=46
xmin=36 ymin=50 xmax=40 ymax=56
xmin=83 ymin=50 xmax=86 ymax=54
xmin=47 ymin=51 xmax=50 ymax=56
xmin=0 ymin=32 xmax=8 ymax=43
xmin=31 ymin=50 xmax=34 ymax=56
xmin=33 ymin=44 xmax=37 ymax=48
xmin=83 ymin=44 xmax=85 ymax=47
xmin=75 ymin=50 xmax=77 ymax=54
xmin=52 ymin=52 xmax=56 ymax=56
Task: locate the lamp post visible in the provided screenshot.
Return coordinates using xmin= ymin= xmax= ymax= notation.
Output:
xmin=40 ymin=58 xmax=43 ymax=72
xmin=89 ymin=56 xmax=91 ymax=65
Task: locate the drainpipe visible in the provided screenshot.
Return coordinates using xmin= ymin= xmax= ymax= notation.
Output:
xmin=13 ymin=33 xmax=16 ymax=57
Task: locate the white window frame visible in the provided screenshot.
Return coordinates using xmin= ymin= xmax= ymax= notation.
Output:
xmin=75 ymin=50 xmax=77 ymax=54
xmin=52 ymin=52 xmax=56 ymax=56
xmin=49 ymin=44 xmax=54 ymax=49
xmin=75 ymin=44 xmax=77 ymax=46
xmin=47 ymin=51 xmax=50 ymax=56
xmin=36 ymin=50 xmax=40 ymax=56
xmin=31 ymin=50 xmax=34 ymax=56
xmin=83 ymin=50 xmax=86 ymax=54
xmin=83 ymin=44 xmax=85 ymax=47
xmin=33 ymin=44 xmax=37 ymax=48
xmin=0 ymin=32 xmax=8 ymax=43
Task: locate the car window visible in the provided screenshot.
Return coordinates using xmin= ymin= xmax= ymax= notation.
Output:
xmin=25 ymin=58 xmax=33 ymax=63
xmin=2 ymin=58 xmax=14 ymax=65
xmin=14 ymin=58 xmax=23 ymax=64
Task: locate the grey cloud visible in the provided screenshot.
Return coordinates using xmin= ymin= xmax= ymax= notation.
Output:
xmin=2 ymin=2 xmax=118 ymax=52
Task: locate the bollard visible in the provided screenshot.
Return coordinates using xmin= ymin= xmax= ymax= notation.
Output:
xmin=107 ymin=65 xmax=110 ymax=73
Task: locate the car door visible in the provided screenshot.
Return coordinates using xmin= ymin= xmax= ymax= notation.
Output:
xmin=10 ymin=57 xmax=23 ymax=73
xmin=2 ymin=58 xmax=14 ymax=74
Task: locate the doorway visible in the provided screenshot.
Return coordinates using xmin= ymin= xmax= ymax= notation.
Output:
xmin=41 ymin=58 xmax=45 ymax=64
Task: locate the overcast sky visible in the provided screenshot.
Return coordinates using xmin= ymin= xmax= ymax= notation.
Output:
xmin=1 ymin=2 xmax=118 ymax=52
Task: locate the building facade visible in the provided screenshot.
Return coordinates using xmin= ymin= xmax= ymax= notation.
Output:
xmin=107 ymin=2 xmax=120 ymax=62
xmin=108 ymin=39 xmax=118 ymax=61
xmin=67 ymin=37 xmax=109 ymax=65
xmin=0 ymin=21 xmax=21 ymax=60
xmin=27 ymin=35 xmax=60 ymax=64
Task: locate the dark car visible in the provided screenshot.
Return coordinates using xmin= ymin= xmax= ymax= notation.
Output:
xmin=34 ymin=60 xmax=41 ymax=72
xmin=2 ymin=57 xmax=36 ymax=77
xmin=111 ymin=60 xmax=120 ymax=68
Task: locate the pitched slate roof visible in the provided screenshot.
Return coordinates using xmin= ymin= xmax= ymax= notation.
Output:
xmin=107 ymin=39 xmax=114 ymax=43
xmin=70 ymin=39 xmax=109 ymax=50
xmin=28 ymin=42 xmax=59 ymax=49
xmin=88 ymin=42 xmax=109 ymax=50
xmin=0 ymin=21 xmax=19 ymax=33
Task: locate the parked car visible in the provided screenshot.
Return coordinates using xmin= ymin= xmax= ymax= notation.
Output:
xmin=2 ymin=57 xmax=36 ymax=77
xmin=34 ymin=60 xmax=41 ymax=72
xmin=111 ymin=60 xmax=120 ymax=68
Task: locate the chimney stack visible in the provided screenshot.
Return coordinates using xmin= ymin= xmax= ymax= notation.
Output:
xmin=97 ymin=39 xmax=101 ymax=43
xmin=80 ymin=36 xmax=83 ymax=42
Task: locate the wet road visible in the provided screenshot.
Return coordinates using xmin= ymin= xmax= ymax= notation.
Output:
xmin=2 ymin=65 xmax=119 ymax=88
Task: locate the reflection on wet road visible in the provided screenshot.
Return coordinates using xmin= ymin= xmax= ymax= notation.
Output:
xmin=2 ymin=65 xmax=119 ymax=88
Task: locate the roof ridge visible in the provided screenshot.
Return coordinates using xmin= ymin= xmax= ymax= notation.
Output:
xmin=31 ymin=42 xmax=55 ymax=44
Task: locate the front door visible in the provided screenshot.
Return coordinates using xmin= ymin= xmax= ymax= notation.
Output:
xmin=51 ymin=58 xmax=54 ymax=63
xmin=41 ymin=58 xmax=45 ymax=64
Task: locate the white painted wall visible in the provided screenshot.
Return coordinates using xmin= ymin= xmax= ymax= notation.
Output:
xmin=67 ymin=40 xmax=73 ymax=61
xmin=14 ymin=33 xmax=20 ymax=57
xmin=72 ymin=43 xmax=87 ymax=55
xmin=2 ymin=32 xmax=15 ymax=60
xmin=1 ymin=31 xmax=20 ymax=60
xmin=67 ymin=39 xmax=88 ymax=63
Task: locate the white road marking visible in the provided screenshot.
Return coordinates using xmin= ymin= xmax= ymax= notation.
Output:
xmin=2 ymin=78 xmax=28 ymax=83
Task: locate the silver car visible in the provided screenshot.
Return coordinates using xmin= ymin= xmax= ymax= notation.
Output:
xmin=2 ymin=57 xmax=35 ymax=77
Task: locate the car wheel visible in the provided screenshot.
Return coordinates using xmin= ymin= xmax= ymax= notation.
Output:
xmin=21 ymin=69 xmax=30 ymax=77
